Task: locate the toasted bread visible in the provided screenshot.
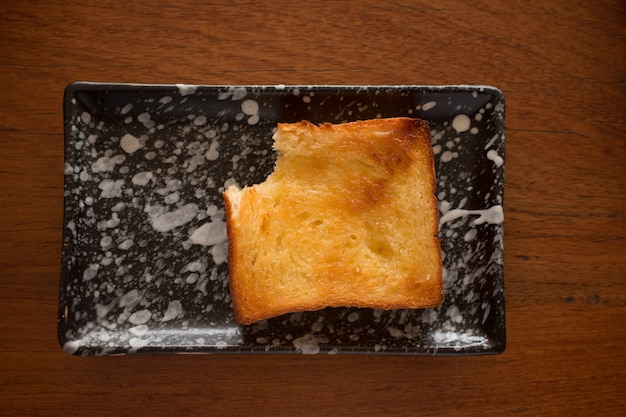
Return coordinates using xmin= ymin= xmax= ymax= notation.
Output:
xmin=223 ymin=118 xmax=443 ymax=325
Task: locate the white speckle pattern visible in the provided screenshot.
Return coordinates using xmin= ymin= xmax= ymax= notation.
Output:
xmin=161 ymin=300 xmax=184 ymax=322
xmin=421 ymin=101 xmax=437 ymax=111
xmin=452 ymin=114 xmax=471 ymax=133
xmin=487 ymin=149 xmax=504 ymax=167
xmin=176 ymin=84 xmax=197 ymax=96
xmin=60 ymin=84 xmax=505 ymax=355
xmin=439 ymin=205 xmax=504 ymax=227
xmin=241 ymin=99 xmax=260 ymax=125
xmin=120 ymin=103 xmax=133 ymax=115
xmin=132 ymin=171 xmax=153 ymax=186
xmin=189 ymin=221 xmax=227 ymax=246
xmin=293 ymin=333 xmax=326 ymax=354
xmin=128 ymin=309 xmax=152 ymax=325
xmin=241 ymin=99 xmax=259 ymax=116
xmin=81 ymin=112 xmax=91 ymax=125
xmin=120 ymin=133 xmax=141 ymax=154
xmin=149 ymin=203 xmax=199 ymax=233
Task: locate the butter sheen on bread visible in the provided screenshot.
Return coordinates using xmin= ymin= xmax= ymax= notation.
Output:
xmin=223 ymin=118 xmax=443 ymax=325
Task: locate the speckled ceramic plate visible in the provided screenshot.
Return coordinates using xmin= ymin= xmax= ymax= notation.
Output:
xmin=59 ymin=83 xmax=506 ymax=356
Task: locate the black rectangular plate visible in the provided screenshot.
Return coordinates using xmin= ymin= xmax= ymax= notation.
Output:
xmin=59 ymin=83 xmax=505 ymax=355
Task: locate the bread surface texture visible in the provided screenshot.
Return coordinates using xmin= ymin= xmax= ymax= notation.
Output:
xmin=223 ymin=118 xmax=443 ymax=325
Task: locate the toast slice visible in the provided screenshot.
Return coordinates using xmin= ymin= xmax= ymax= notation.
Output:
xmin=223 ymin=118 xmax=443 ymax=325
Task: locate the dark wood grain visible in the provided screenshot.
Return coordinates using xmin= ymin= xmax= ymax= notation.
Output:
xmin=1 ymin=1 xmax=625 ymax=416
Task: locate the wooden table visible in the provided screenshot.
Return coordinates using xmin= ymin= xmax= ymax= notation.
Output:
xmin=1 ymin=1 xmax=624 ymax=415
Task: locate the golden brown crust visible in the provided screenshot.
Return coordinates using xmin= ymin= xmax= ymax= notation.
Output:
xmin=224 ymin=118 xmax=443 ymax=325
xmin=222 ymin=191 xmax=245 ymax=323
